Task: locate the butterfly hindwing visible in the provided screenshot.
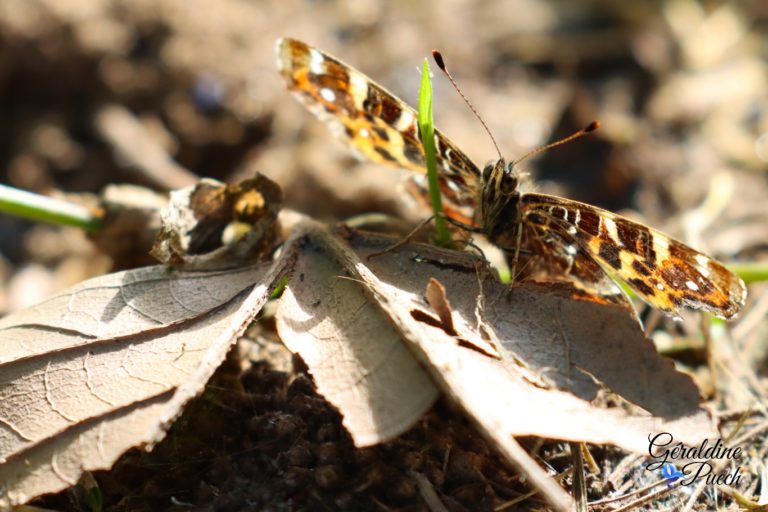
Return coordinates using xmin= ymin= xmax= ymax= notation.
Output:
xmin=520 ymin=193 xmax=746 ymax=319
xmin=516 ymin=221 xmax=629 ymax=306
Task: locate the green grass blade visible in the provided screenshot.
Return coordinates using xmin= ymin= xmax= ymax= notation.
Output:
xmin=418 ymin=58 xmax=452 ymax=248
xmin=269 ymin=275 xmax=289 ymax=300
xmin=0 ymin=184 xmax=102 ymax=231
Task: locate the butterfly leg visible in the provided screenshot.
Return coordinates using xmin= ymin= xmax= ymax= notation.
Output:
xmin=508 ymin=223 xmax=524 ymax=283
xmin=442 ymin=215 xmax=485 ymax=234
xmin=366 ymin=214 xmax=438 ymax=260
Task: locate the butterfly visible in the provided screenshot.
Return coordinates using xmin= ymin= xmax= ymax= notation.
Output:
xmin=276 ymin=37 xmax=746 ymax=320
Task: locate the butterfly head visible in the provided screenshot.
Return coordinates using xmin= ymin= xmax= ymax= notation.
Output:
xmin=479 ymin=158 xmax=522 ymax=243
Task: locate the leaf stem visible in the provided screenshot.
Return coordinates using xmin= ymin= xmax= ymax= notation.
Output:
xmin=729 ymin=262 xmax=768 ymax=285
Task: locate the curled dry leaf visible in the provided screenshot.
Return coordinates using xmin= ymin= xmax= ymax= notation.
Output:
xmin=424 ymin=277 xmax=456 ymax=334
xmin=151 ymin=173 xmax=283 ymax=270
xmin=419 ymin=277 xmax=501 ymax=359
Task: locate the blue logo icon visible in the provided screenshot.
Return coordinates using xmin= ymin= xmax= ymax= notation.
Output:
xmin=661 ymin=463 xmax=684 ymax=486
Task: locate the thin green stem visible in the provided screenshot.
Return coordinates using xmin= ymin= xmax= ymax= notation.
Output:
xmin=269 ymin=275 xmax=289 ymax=300
xmin=418 ymin=58 xmax=453 ymax=248
xmin=729 ymin=262 xmax=768 ymax=285
xmin=0 ymin=184 xmax=102 ymax=231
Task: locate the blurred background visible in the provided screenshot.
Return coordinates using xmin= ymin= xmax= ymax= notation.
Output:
xmin=0 ymin=0 xmax=766 ymax=308
xmin=2 ymin=2 xmax=768 ymax=510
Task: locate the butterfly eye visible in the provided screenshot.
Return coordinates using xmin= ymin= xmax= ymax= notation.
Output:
xmin=502 ymin=174 xmax=518 ymax=193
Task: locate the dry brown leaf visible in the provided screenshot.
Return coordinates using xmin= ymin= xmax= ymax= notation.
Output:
xmin=425 ymin=277 xmax=456 ymax=335
xmin=295 ymin=224 xmax=722 ymax=509
xmin=271 ymin=222 xmax=715 ymax=508
xmin=275 ymin=237 xmax=439 ymax=447
xmin=0 ymin=258 xmax=291 ymax=507
xmin=337 ymin=228 xmax=716 ymax=450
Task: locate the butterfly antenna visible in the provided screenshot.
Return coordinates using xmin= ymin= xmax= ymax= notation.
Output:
xmin=432 ymin=50 xmax=503 ymax=161
xmin=513 ymin=121 xmax=600 ymax=166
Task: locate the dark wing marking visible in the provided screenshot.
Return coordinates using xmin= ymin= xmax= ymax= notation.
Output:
xmin=516 ymin=222 xmax=631 ymax=308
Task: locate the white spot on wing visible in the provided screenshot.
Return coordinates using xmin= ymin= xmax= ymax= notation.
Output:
xmin=686 ymin=280 xmax=699 ymax=291
xmin=653 ymin=236 xmax=669 ymax=250
xmin=349 ymin=72 xmax=367 ymax=93
xmin=320 ymin=88 xmax=336 ymax=103
xmin=565 ymin=245 xmax=577 ymax=255
xmin=349 ymin=72 xmax=368 ymax=108
xmin=656 ymin=283 xmax=664 ymax=290
xmin=603 ymin=217 xmax=620 ymax=245
xmin=695 ymin=254 xmax=711 ymax=276
xmin=652 ymin=234 xmax=671 ymax=262
xmin=567 ymin=226 xmax=577 ymax=235
xmin=359 ymin=128 xmax=370 ymax=138
xmin=309 ymin=48 xmax=325 ymax=75
xmin=395 ymin=110 xmax=415 ymax=131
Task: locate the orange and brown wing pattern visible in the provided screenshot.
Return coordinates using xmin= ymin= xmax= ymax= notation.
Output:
xmin=276 ymin=38 xmax=480 ymax=209
xmin=520 ymin=193 xmax=746 ymax=319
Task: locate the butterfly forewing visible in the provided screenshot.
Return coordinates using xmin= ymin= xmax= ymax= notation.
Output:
xmin=520 ymin=193 xmax=747 ymax=319
xmin=277 ymin=38 xmax=480 ymax=210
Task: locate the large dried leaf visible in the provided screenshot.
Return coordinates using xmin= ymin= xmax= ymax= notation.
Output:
xmin=1 ymin=173 xmax=290 ymax=507
xmin=270 ymin=223 xmax=717 ymax=511
xmin=341 ymin=228 xmax=716 ymax=448
xmin=0 ymin=241 xmax=292 ymax=508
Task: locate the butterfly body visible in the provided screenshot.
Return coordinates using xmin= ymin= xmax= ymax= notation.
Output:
xmin=475 ymin=159 xmax=523 ymax=246
xmin=277 ymin=37 xmax=746 ymax=320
